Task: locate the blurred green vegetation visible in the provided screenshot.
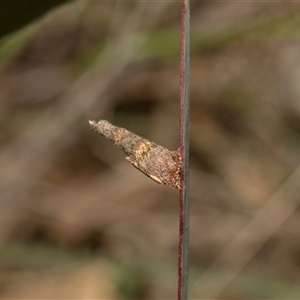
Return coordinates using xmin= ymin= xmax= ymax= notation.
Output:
xmin=1 ymin=10 xmax=300 ymax=74
xmin=49 ymin=14 xmax=300 ymax=74
xmin=0 ymin=243 xmax=300 ymax=299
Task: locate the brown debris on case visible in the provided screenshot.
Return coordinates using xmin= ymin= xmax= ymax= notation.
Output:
xmin=89 ymin=120 xmax=182 ymax=189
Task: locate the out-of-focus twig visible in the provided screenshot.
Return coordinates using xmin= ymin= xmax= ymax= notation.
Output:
xmin=0 ymin=1 xmax=171 ymax=240
xmin=190 ymin=164 xmax=300 ymax=299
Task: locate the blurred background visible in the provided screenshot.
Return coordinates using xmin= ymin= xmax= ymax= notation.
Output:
xmin=1 ymin=1 xmax=300 ymax=299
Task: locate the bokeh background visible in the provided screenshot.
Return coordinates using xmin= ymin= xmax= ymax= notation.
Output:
xmin=1 ymin=1 xmax=300 ymax=299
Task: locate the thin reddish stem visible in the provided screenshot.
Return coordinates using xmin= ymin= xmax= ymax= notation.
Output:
xmin=178 ymin=0 xmax=190 ymax=300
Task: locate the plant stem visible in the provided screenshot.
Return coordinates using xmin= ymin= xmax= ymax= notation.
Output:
xmin=178 ymin=0 xmax=190 ymax=300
